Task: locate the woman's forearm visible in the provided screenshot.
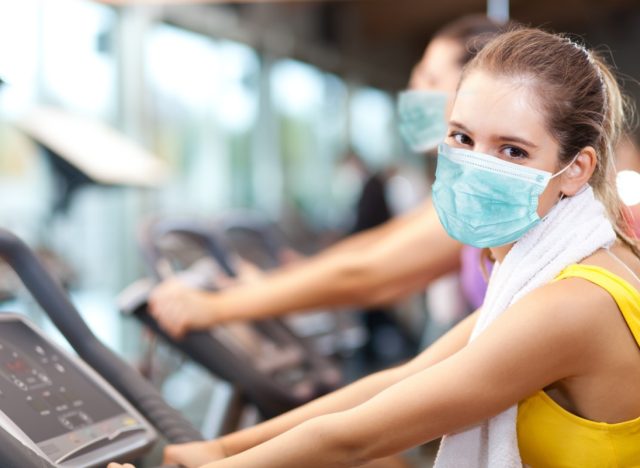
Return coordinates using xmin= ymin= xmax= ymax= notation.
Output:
xmin=214 ymin=311 xmax=477 ymax=458
xmin=211 ymin=205 xmax=461 ymax=323
xmin=326 ymin=203 xmax=429 ymax=256
xmin=205 ymin=414 xmax=361 ymax=468
xmin=217 ymin=366 xmax=400 ymax=457
xmin=148 ymin=204 xmax=461 ymax=338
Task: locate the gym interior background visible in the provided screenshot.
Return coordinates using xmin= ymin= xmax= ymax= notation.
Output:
xmin=0 ymin=0 xmax=639 ymax=453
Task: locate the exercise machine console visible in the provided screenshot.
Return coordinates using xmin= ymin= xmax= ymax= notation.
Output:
xmin=0 ymin=314 xmax=155 ymax=467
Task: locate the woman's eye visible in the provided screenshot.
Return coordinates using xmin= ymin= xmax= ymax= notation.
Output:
xmin=503 ymin=146 xmax=528 ymax=159
xmin=449 ymin=131 xmax=473 ymax=146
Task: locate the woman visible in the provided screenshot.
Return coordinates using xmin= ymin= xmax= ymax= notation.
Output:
xmin=112 ymin=27 xmax=640 ymax=467
xmin=147 ymin=15 xmax=504 ymax=339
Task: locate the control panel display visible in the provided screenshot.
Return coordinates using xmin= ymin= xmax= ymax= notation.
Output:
xmin=0 ymin=319 xmax=148 ymax=464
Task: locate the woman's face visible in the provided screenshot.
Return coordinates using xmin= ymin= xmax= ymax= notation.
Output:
xmin=410 ymin=38 xmax=464 ymax=94
xmin=446 ymin=70 xmax=565 ymax=218
xmin=401 ymin=38 xmax=466 ymax=154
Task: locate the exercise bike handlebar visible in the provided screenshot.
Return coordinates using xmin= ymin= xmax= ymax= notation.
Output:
xmin=0 ymin=229 xmax=203 ymax=444
xmin=134 ymin=219 xmax=337 ymax=417
xmin=139 ymin=219 xmax=236 ymax=281
xmin=214 ymin=211 xmax=285 ymax=262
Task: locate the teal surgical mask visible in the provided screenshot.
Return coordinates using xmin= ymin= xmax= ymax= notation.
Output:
xmin=397 ymin=90 xmax=448 ymax=153
xmin=432 ymin=143 xmax=578 ymax=248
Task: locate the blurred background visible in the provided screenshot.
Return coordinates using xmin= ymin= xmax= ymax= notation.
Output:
xmin=0 ymin=0 xmax=639 ymax=438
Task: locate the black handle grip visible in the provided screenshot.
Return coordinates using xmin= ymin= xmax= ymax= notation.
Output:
xmin=215 ymin=211 xmax=286 ymax=263
xmin=0 ymin=425 xmax=55 ymax=468
xmin=133 ymin=305 xmax=304 ymax=418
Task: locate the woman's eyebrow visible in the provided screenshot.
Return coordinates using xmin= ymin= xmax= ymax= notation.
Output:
xmin=450 ymin=120 xmax=539 ymax=149
xmin=498 ymin=135 xmax=539 ymax=149
xmin=449 ymin=120 xmax=472 ymax=133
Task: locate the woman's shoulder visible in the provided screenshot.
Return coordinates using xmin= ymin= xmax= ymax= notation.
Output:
xmin=505 ymin=266 xmax=618 ymax=352
xmin=518 ymin=252 xmax=635 ymax=351
xmin=530 ymin=273 xmax=616 ymax=326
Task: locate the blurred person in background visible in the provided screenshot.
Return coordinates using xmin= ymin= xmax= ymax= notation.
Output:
xmin=616 ymin=130 xmax=640 ymax=236
xmin=616 ymin=130 xmax=640 ymax=173
xmin=148 ymin=15 xmax=505 ymax=353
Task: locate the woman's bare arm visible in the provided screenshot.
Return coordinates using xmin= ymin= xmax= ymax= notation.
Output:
xmin=162 ymin=311 xmax=479 ymax=466
xmin=325 ymin=201 xmax=434 ymax=255
xmin=149 ymin=201 xmax=462 ymax=338
xmin=199 ymin=281 xmax=600 ymax=467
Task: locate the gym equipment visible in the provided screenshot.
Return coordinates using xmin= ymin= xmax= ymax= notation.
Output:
xmin=0 ymin=228 xmax=203 ymax=467
xmin=214 ymin=210 xmax=367 ymax=357
xmin=17 ymin=106 xmax=168 ymax=214
xmin=119 ymin=218 xmax=342 ymax=421
xmin=213 ymin=210 xmax=291 ymax=270
xmin=0 ymin=313 xmax=155 ymax=467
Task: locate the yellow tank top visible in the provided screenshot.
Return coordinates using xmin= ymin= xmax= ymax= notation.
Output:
xmin=517 ymin=264 xmax=640 ymax=468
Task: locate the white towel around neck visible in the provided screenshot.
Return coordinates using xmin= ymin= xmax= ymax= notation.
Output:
xmin=434 ymin=186 xmax=616 ymax=468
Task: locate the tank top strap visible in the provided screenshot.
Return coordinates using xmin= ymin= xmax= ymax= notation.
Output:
xmin=554 ymin=264 xmax=640 ymax=346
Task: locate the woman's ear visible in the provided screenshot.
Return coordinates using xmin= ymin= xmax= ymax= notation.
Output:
xmin=559 ymin=146 xmax=597 ymax=196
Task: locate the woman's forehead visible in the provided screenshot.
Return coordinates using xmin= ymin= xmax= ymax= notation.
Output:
xmin=410 ymin=38 xmax=464 ymax=90
xmin=452 ymin=71 xmax=550 ymax=142
xmin=423 ymin=38 xmax=464 ymax=68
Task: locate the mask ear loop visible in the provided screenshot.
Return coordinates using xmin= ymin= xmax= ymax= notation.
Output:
xmin=551 ymin=153 xmax=582 ymax=201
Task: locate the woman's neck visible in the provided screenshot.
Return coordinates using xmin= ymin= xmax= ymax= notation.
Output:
xmin=490 ymin=243 xmax=515 ymax=263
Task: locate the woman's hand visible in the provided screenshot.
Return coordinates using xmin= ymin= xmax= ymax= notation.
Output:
xmin=107 ymin=463 xmax=135 ymax=468
xmin=148 ymin=279 xmax=218 ymax=339
xmin=163 ymin=440 xmax=227 ymax=468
